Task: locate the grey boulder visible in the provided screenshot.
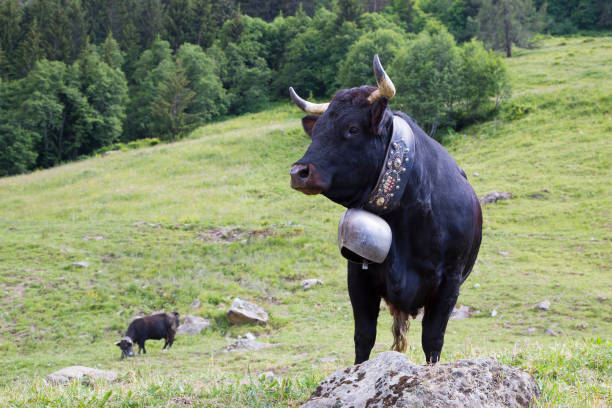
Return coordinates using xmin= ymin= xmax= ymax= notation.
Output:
xmin=177 ymin=315 xmax=211 ymax=335
xmin=45 ymin=366 xmax=117 ymax=385
xmin=301 ymin=351 xmax=539 ymax=408
xmin=227 ymin=298 xmax=268 ymax=325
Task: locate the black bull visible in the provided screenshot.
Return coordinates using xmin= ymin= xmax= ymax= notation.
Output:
xmin=289 ymin=85 xmax=482 ymax=364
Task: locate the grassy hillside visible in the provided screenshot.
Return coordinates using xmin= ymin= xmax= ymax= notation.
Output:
xmin=0 ymin=36 xmax=610 ymax=407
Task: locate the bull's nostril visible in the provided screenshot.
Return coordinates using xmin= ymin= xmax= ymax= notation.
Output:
xmin=298 ymin=168 xmax=309 ymax=180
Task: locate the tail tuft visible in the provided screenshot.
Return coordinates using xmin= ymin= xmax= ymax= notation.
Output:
xmin=391 ymin=315 xmax=409 ymax=353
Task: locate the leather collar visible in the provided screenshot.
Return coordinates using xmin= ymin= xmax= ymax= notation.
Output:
xmin=363 ymin=115 xmax=415 ymax=214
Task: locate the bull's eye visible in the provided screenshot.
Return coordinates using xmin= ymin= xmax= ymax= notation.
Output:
xmin=348 ymin=126 xmax=360 ymax=135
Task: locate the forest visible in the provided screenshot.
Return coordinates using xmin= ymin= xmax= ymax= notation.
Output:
xmin=0 ymin=0 xmax=610 ymax=176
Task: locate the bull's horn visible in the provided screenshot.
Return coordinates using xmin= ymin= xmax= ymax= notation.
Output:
xmin=368 ymin=54 xmax=396 ymax=103
xmin=289 ymin=87 xmax=329 ymax=115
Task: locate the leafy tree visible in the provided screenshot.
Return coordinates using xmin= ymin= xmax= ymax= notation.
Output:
xmin=356 ymin=11 xmax=407 ymax=33
xmin=0 ymin=116 xmax=39 ymax=176
xmin=151 ymin=60 xmax=196 ymax=140
xmin=337 ymin=28 xmax=406 ymax=88
xmin=221 ymin=42 xmax=272 ymax=114
xmin=176 ymin=43 xmax=228 ymax=121
xmin=0 ymin=81 xmax=39 ymax=175
xmin=476 ymin=0 xmax=544 ymax=57
xmin=455 ymin=38 xmax=509 ymax=122
xmin=77 ymin=45 xmax=129 ymax=152
xmin=390 ymin=25 xmax=460 ymax=137
xmin=125 ymin=38 xmax=174 ymax=141
xmin=336 ymin=0 xmax=366 ymax=21
xmin=276 ymin=8 xmax=360 ymax=97
xmin=19 ymin=60 xmax=92 ymax=167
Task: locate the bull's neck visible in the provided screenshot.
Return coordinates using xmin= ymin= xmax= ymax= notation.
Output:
xmin=363 ymin=115 xmax=416 ymax=214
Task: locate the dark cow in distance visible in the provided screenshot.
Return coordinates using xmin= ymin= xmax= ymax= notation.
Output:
xmin=115 ymin=312 xmax=179 ymax=358
xmin=289 ymin=55 xmax=482 ymax=364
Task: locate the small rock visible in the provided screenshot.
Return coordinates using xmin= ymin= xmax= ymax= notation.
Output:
xmin=529 ymin=194 xmax=544 ymax=200
xmin=190 ymin=299 xmax=200 ymax=308
xmin=243 ymin=332 xmax=256 ymax=340
xmin=490 ymin=309 xmax=498 ymax=317
xmin=498 ymin=251 xmax=509 ymax=256
xmin=301 ymin=279 xmax=323 ymax=290
xmin=71 ymin=262 xmax=88 ymax=268
xmin=83 ymin=235 xmax=104 ymax=241
xmin=597 ymin=295 xmax=607 ymax=301
xmin=227 ymin=298 xmax=269 ymax=325
xmin=473 ymin=172 xmax=480 ymax=177
xmin=259 ymin=371 xmax=275 ymax=381
xmin=479 ymin=191 xmax=512 ymax=205
xmin=534 ymin=300 xmax=551 ymax=311
xmin=317 ymin=356 xmax=338 ymax=363
xmin=176 ymin=315 xmax=210 ymax=335
xmin=545 ymin=328 xmax=558 ymax=336
xmin=527 ymin=327 xmax=536 ymax=335
xmin=473 ymin=283 xmax=481 ymax=288
xmin=104 ymin=150 xmax=119 ymax=155
xmin=574 ymin=322 xmax=587 ymax=330
xmin=45 ymin=366 xmax=117 ymax=385
xmin=450 ymin=304 xmax=473 ymax=320
xmin=222 ymin=338 xmax=272 ymax=353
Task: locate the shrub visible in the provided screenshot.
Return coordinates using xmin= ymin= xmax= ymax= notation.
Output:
xmin=390 ymin=25 xmax=509 ymax=138
xmin=337 ymin=28 xmax=407 ymax=88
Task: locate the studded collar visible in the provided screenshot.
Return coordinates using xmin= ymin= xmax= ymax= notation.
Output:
xmin=363 ymin=115 xmax=415 ymax=214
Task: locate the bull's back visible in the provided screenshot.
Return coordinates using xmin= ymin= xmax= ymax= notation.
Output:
xmin=130 ymin=315 xmax=170 ymax=340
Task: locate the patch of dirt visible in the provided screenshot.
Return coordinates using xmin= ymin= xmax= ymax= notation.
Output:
xmin=170 ymin=396 xmax=195 ymax=406
xmin=196 ymin=227 xmax=275 ymax=243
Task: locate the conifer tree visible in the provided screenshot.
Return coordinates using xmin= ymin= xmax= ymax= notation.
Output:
xmin=16 ymin=18 xmax=44 ymax=77
xmin=151 ymin=60 xmax=196 ymax=140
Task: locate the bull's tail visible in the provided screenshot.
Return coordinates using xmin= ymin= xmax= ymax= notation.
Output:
xmin=391 ymin=314 xmax=409 ymax=353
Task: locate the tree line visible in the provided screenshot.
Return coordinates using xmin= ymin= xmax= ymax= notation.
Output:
xmin=0 ymin=0 xmax=609 ymax=176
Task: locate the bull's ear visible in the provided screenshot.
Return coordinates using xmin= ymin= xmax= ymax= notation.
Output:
xmin=115 ymin=341 xmax=121 ymax=346
xmin=371 ymin=97 xmax=389 ymax=136
xmin=302 ymin=115 xmax=318 ymax=138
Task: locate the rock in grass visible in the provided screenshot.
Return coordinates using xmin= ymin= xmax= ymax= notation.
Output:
xmin=176 ymin=315 xmax=211 ymax=335
xmin=71 ymin=261 xmax=88 ymax=268
xmin=450 ymin=304 xmax=472 ymax=320
xmin=479 ymin=191 xmax=512 ymax=205
xmin=45 ymin=366 xmax=117 ymax=385
xmin=301 ymin=279 xmax=323 ymax=290
xmin=227 ymin=298 xmax=268 ymax=325
xmin=534 ymin=300 xmax=551 ymax=311
xmin=223 ymin=337 xmax=272 ymax=353
xmin=301 ymin=352 xmax=540 ymax=408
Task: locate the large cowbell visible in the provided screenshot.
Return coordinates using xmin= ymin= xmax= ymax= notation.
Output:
xmin=338 ymin=208 xmax=392 ymax=267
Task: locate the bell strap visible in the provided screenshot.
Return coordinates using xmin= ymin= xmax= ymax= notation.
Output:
xmin=363 ymin=115 xmax=415 ymax=214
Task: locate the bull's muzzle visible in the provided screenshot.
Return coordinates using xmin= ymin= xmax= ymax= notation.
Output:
xmin=290 ymin=163 xmax=326 ymax=195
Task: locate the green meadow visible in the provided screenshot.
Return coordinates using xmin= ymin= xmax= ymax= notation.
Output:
xmin=0 ymin=36 xmax=610 ymax=407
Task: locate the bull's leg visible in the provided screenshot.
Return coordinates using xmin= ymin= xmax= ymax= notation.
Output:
xmin=163 ymin=335 xmax=169 ymax=350
xmin=348 ymin=263 xmax=381 ymax=365
xmin=421 ymin=273 xmax=461 ymax=364
xmin=141 ymin=341 xmax=147 ymax=354
xmin=167 ymin=333 xmax=175 ymax=349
